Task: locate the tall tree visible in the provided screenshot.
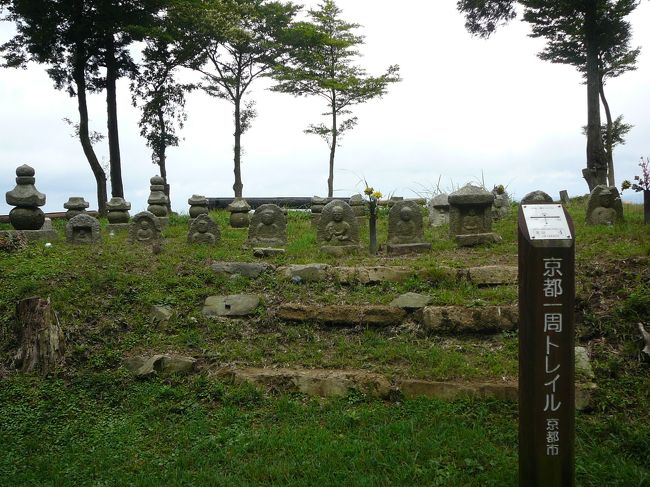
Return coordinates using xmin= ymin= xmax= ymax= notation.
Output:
xmin=1 ymin=0 xmax=108 ymax=214
xmin=272 ymin=0 xmax=400 ymax=198
xmin=175 ymin=0 xmax=298 ymax=197
xmin=131 ymin=35 xmax=193 ymax=209
xmin=457 ymin=0 xmax=639 ymax=191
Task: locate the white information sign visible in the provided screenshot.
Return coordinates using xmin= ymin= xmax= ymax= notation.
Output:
xmin=522 ymin=204 xmax=572 ymax=240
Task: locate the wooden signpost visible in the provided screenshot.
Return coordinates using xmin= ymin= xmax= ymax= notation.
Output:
xmin=518 ymin=203 xmax=575 ymax=487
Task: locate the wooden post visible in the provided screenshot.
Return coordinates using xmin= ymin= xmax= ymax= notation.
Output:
xmin=14 ymin=297 xmax=65 ymax=374
xmin=518 ymin=204 xmax=575 ymax=487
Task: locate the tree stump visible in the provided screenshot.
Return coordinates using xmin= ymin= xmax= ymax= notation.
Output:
xmin=14 ymin=297 xmax=65 ymax=374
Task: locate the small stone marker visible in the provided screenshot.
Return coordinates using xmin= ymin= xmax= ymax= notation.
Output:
xmin=128 ymin=211 xmax=162 ymax=244
xmin=448 ymin=184 xmax=500 ymax=247
xmin=246 ymin=203 xmax=287 ymax=249
xmin=559 ymin=190 xmax=570 ymax=206
xmin=585 ymin=185 xmax=623 ymax=225
xmin=63 ymin=197 xmax=89 ymax=219
xmin=228 ymin=198 xmax=251 ymax=228
xmin=349 ymin=194 xmax=366 ymax=222
xmin=491 ymin=186 xmax=511 ymax=220
xmin=518 ymin=202 xmax=575 ymax=486
xmin=521 ymin=190 xmax=554 ymax=205
xmin=386 ymin=200 xmax=431 ymax=255
xmin=188 ymin=214 xmax=220 ymax=245
xmin=147 ymin=175 xmax=169 ymax=221
xmin=65 ymin=214 xmax=101 ymax=244
xmin=6 ymin=164 xmax=46 ymax=230
xmin=188 ymin=194 xmax=209 ymax=220
xmin=106 ymin=197 xmax=131 ymax=231
xmin=310 ymin=196 xmax=327 ymax=227
xmin=428 ymin=193 xmax=449 ymax=227
xmin=317 ymin=200 xmax=360 ymax=256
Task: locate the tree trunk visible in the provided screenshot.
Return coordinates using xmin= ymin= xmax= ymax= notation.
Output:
xmin=599 ymin=79 xmax=615 ymax=187
xmin=13 ymin=297 xmax=65 ymax=375
xmin=157 ymin=110 xmax=171 ymax=211
xmin=74 ymin=50 xmax=108 ymax=216
xmin=233 ymin=98 xmax=243 ymax=197
xmin=328 ymin=93 xmax=337 ymax=199
xmin=583 ymin=2 xmax=608 ymax=191
xmin=105 ymin=35 xmax=124 ymax=198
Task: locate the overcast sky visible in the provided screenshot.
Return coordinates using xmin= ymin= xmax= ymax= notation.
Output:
xmin=2 ymin=1 xmax=650 ymax=214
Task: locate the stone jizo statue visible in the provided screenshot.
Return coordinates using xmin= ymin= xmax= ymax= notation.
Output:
xmin=188 ymin=214 xmax=220 ymax=245
xmin=586 ymin=185 xmax=624 ymax=225
xmin=246 ymin=204 xmax=287 ymax=248
xmin=317 ymin=200 xmax=360 ymax=256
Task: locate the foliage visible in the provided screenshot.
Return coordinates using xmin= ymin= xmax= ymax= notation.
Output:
xmin=621 ymin=156 xmax=650 ymax=192
xmin=272 ymin=0 xmax=400 ymax=197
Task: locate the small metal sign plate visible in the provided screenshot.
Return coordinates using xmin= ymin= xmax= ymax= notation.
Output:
xmin=522 ymin=204 xmax=572 ymax=240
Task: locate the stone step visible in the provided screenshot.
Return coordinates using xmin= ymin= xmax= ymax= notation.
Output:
xmin=211 ymin=261 xmax=517 ymax=286
xmin=276 ymin=303 xmax=407 ymax=327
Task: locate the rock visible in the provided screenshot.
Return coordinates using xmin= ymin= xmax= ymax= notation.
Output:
xmin=253 ymin=248 xmax=285 ymax=257
xmin=421 ymin=305 xmax=518 ymax=333
xmin=202 ymin=294 xmax=260 ymax=317
xmin=521 ymin=190 xmax=553 ymax=205
xmin=151 ymin=305 xmax=173 ymax=323
xmin=277 ymin=264 xmax=331 ymax=282
xmin=276 ymin=303 xmax=406 ymax=327
xmin=390 ymin=292 xmax=433 ymax=309
xmin=466 ymin=265 xmax=518 ymax=286
xmin=215 ymin=367 xmax=392 ymax=399
xmin=332 ymin=266 xmax=414 ymax=284
xmin=127 ymin=354 xmax=196 ymax=377
xmin=585 ymin=185 xmax=624 ymax=225
xmin=575 ymin=346 xmax=595 ymax=380
xmin=210 ymin=261 xmax=272 ymax=278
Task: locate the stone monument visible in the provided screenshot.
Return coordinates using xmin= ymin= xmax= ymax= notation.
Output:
xmin=386 ymin=200 xmax=431 ymax=255
xmin=228 ymin=198 xmax=251 ymax=228
xmin=586 ymin=185 xmax=624 ymax=225
xmin=245 ymin=204 xmax=287 ymax=254
xmin=147 ymin=175 xmax=169 ymax=223
xmin=349 ymin=194 xmax=366 ymax=223
xmin=428 ymin=193 xmax=449 ymax=227
xmin=448 ymin=184 xmax=500 ymax=247
xmin=106 ymin=197 xmax=131 ymax=232
xmin=188 ymin=195 xmax=209 ymax=221
xmin=491 ymin=186 xmax=511 ymax=220
xmin=317 ymin=200 xmax=360 ymax=256
xmin=188 ymin=214 xmax=220 ymax=245
xmin=65 ymin=214 xmax=101 ymax=244
xmin=128 ymin=211 xmax=162 ymax=245
xmin=310 ymin=196 xmax=327 ymax=228
xmin=521 ymin=190 xmax=553 ymax=205
xmin=63 ymin=197 xmax=89 ymax=220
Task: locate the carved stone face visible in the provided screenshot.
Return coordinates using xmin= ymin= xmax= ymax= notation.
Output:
xmin=400 ymin=207 xmax=412 ymax=222
xmin=332 ymin=206 xmax=344 ymax=222
xmin=261 ymin=210 xmax=275 ymax=225
xmin=197 ymin=220 xmax=208 ymax=233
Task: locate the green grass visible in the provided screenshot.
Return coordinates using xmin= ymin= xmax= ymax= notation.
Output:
xmin=1 ymin=201 xmax=649 ymax=485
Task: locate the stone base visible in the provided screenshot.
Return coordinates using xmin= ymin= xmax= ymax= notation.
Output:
xmin=0 ymin=219 xmax=58 ymax=242
xmin=106 ymin=223 xmax=130 ymax=233
xmin=320 ymin=244 xmax=361 ymax=257
xmin=454 ymin=232 xmax=501 ymax=247
xmin=253 ymin=247 xmax=286 ymax=257
xmin=386 ymin=242 xmax=431 ymax=255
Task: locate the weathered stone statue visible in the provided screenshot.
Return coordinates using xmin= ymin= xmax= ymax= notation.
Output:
xmin=147 ymin=175 xmax=169 ymax=221
xmin=448 ymin=184 xmax=500 ymax=247
xmin=310 ymin=196 xmax=327 ymax=228
xmin=349 ymin=194 xmax=366 ymax=223
xmin=6 ymin=164 xmax=46 ymax=230
xmin=386 ymin=200 xmax=431 ymax=255
xmin=491 ymin=186 xmax=511 ymax=220
xmin=245 ymin=204 xmax=287 ymax=250
xmin=106 ymin=197 xmax=131 ymax=231
xmin=586 ymin=185 xmax=624 ymax=225
xmin=65 ymin=214 xmax=101 ymax=244
xmin=317 ymin=200 xmax=360 ymax=256
xmin=188 ymin=195 xmax=209 ymax=221
xmin=128 ymin=211 xmax=162 ymax=244
xmin=63 ymin=197 xmax=89 ymax=220
xmin=188 ymin=214 xmax=220 ymax=245
xmin=228 ymin=198 xmax=251 ymax=228
xmin=521 ymin=190 xmax=553 ymax=205
xmin=428 ymin=193 xmax=449 ymax=227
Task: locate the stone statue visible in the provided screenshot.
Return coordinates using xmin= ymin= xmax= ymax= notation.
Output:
xmin=6 ymin=164 xmax=46 ymax=230
xmin=128 ymin=211 xmax=162 ymax=244
xmin=228 ymin=198 xmax=251 ymax=228
xmin=387 ymin=201 xmax=431 ymax=255
xmin=448 ymin=184 xmax=500 ymax=247
xmin=147 ymin=175 xmax=169 ymax=220
xmin=64 ymin=197 xmax=90 ymax=220
xmin=188 ymin=195 xmax=209 ymax=221
xmin=106 ymin=197 xmax=131 ymax=232
xmin=428 ymin=193 xmax=449 ymax=227
xmin=188 ymin=214 xmax=220 ymax=245
xmin=586 ymin=185 xmax=624 ymax=225
xmin=246 ymin=204 xmax=287 ymax=248
xmin=65 ymin=214 xmax=101 ymax=244
xmin=317 ymin=200 xmax=360 ymax=255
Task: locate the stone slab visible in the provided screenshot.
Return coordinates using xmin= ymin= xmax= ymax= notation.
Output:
xmin=466 ymin=265 xmax=518 ymax=286
xmin=332 ymin=266 xmax=414 ymax=284
xmin=277 ymin=303 xmax=406 ymax=327
xmin=455 ymin=233 xmax=502 ymax=247
xmin=211 ymin=261 xmax=273 ymax=278
xmin=277 ymin=264 xmax=331 ymax=282
xmin=203 ymin=294 xmax=260 ymax=317
xmin=320 ymin=244 xmax=361 ymax=257
xmin=0 ymin=228 xmax=58 ymax=242
xmin=386 ymin=242 xmax=432 ymax=256
xmin=125 ymin=354 xmax=196 ymax=377
xmin=390 ymin=292 xmax=433 ymax=309
xmin=421 ymin=305 xmax=518 ymax=333
xmin=253 ymin=247 xmax=286 ymax=257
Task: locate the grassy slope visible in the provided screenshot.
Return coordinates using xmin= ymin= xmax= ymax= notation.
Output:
xmin=0 ymin=201 xmax=649 ymax=486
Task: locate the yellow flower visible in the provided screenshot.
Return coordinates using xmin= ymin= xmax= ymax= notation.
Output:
xmin=364 ymin=187 xmax=374 ymax=195
xmin=371 ymin=191 xmax=382 ymax=200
